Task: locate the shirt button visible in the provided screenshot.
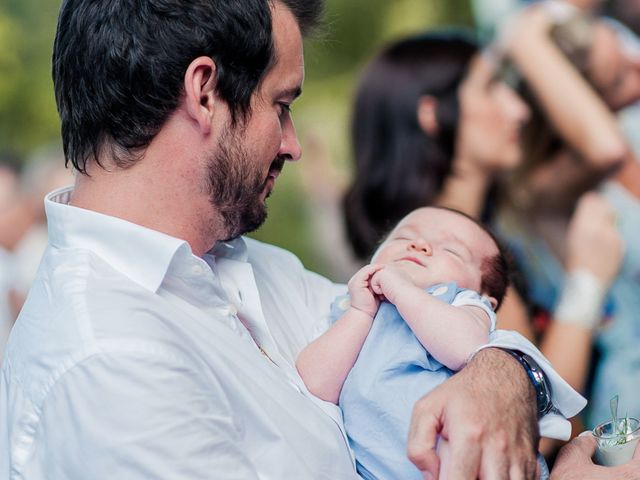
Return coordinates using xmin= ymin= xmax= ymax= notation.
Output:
xmin=432 ymin=285 xmax=449 ymax=296
xmin=226 ymin=304 xmax=238 ymax=316
xmin=191 ymin=264 xmax=205 ymax=275
xmin=338 ymin=297 xmax=351 ymax=310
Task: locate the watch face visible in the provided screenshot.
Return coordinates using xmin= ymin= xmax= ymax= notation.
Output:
xmin=520 ymin=352 xmax=552 ymax=417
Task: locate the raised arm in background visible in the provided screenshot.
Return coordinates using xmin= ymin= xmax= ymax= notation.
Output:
xmin=506 ymin=5 xmax=629 ymax=171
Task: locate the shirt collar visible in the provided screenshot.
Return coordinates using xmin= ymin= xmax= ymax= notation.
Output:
xmin=45 ymin=186 xmax=190 ymax=293
xmin=208 ymin=237 xmax=249 ymax=263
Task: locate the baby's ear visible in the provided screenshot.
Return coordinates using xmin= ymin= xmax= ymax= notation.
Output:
xmin=486 ymin=295 xmax=498 ymax=311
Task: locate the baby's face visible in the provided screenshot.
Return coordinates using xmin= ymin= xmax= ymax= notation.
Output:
xmin=371 ymin=208 xmax=498 ymax=292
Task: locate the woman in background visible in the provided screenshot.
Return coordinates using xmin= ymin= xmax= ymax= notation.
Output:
xmin=342 ymin=30 xmax=625 ymax=459
xmin=343 ymin=31 xmax=616 ymax=337
xmin=498 ymin=4 xmax=639 ymax=429
xmin=345 ymin=32 xmax=527 ymax=259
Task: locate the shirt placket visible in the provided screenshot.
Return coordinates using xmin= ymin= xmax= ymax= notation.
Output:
xmin=214 ymin=259 xmax=306 ymax=388
xmin=212 ymin=256 xmax=354 ymax=464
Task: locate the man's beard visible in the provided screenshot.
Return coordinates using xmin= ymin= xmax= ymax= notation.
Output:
xmin=205 ymin=126 xmax=284 ymax=241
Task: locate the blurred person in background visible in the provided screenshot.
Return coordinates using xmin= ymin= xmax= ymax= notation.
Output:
xmin=606 ymin=0 xmax=640 ymax=36
xmin=497 ymin=3 xmax=640 ymax=440
xmin=473 ymin=0 xmax=640 ymax=152
xmin=473 ymin=0 xmax=640 ymax=36
xmin=344 ymin=31 xmax=555 ymax=342
xmin=472 ymin=0 xmax=606 ymax=39
xmin=344 ymin=31 xmax=529 ymax=259
xmin=601 ymin=1 xmax=640 ymax=156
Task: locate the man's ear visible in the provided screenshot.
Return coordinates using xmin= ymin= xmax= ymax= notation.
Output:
xmin=486 ymin=295 xmax=498 ymax=311
xmin=417 ymin=95 xmax=439 ymax=136
xmin=184 ymin=56 xmax=217 ymax=135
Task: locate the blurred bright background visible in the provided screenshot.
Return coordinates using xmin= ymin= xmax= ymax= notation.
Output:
xmin=0 ymin=0 xmax=474 ymax=283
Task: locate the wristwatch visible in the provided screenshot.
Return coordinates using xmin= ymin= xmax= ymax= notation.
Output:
xmin=500 ymin=349 xmax=556 ymax=418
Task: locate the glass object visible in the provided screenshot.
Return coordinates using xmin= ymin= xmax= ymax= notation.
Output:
xmin=593 ymin=416 xmax=640 ymax=466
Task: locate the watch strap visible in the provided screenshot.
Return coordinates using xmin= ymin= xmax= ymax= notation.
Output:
xmin=500 ymin=348 xmax=555 ymax=419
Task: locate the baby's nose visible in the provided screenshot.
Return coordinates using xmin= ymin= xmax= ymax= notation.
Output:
xmin=409 ymin=241 xmax=432 ymax=255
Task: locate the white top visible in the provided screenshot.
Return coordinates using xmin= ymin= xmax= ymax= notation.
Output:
xmin=0 ymin=186 xmax=585 ymax=479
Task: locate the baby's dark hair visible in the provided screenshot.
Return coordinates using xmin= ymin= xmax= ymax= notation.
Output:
xmin=481 ymin=242 xmax=510 ymax=311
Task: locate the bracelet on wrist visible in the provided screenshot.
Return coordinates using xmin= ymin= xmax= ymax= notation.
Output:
xmin=554 ymin=269 xmax=606 ymax=329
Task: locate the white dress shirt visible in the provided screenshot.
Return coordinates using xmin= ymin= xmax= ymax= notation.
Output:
xmin=0 ymin=186 xmax=584 ymax=479
xmin=1 ymin=187 xmax=354 ymax=479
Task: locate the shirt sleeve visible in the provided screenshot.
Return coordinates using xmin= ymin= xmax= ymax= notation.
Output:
xmin=33 ymin=351 xmax=259 ymax=479
xmin=450 ymin=288 xmax=497 ymax=332
xmin=474 ymin=330 xmax=588 ymax=440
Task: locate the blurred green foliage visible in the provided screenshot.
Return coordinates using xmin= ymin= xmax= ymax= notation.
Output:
xmin=0 ymin=0 xmax=61 ymax=158
xmin=0 ymin=0 xmax=473 ymax=279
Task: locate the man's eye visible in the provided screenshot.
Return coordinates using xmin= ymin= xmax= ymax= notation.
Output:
xmin=278 ymin=102 xmax=292 ymax=115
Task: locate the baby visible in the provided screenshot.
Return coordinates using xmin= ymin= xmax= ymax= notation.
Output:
xmin=296 ymin=206 xmax=509 ymax=480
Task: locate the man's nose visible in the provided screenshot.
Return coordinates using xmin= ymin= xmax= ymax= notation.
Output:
xmin=279 ymin=119 xmax=302 ymax=162
xmin=409 ymin=240 xmax=432 ymax=256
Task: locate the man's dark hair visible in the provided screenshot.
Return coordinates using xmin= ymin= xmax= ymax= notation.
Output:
xmin=53 ymin=0 xmax=323 ymax=174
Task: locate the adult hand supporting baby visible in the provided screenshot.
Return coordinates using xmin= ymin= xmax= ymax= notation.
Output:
xmin=406 ymin=348 xmax=539 ymax=479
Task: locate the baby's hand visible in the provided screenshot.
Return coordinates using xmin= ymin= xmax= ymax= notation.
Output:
xmin=370 ymin=264 xmax=414 ymax=305
xmin=347 ymin=264 xmax=385 ymax=318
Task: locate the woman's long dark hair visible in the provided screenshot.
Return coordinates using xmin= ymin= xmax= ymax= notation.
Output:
xmin=344 ymin=32 xmax=477 ymax=259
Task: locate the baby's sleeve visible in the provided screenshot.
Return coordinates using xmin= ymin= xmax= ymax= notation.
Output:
xmin=450 ymin=289 xmax=497 ymax=332
xmin=329 ymin=294 xmax=352 ymax=325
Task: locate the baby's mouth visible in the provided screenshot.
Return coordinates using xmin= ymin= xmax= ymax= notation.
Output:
xmin=398 ymin=256 xmax=425 ymax=267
